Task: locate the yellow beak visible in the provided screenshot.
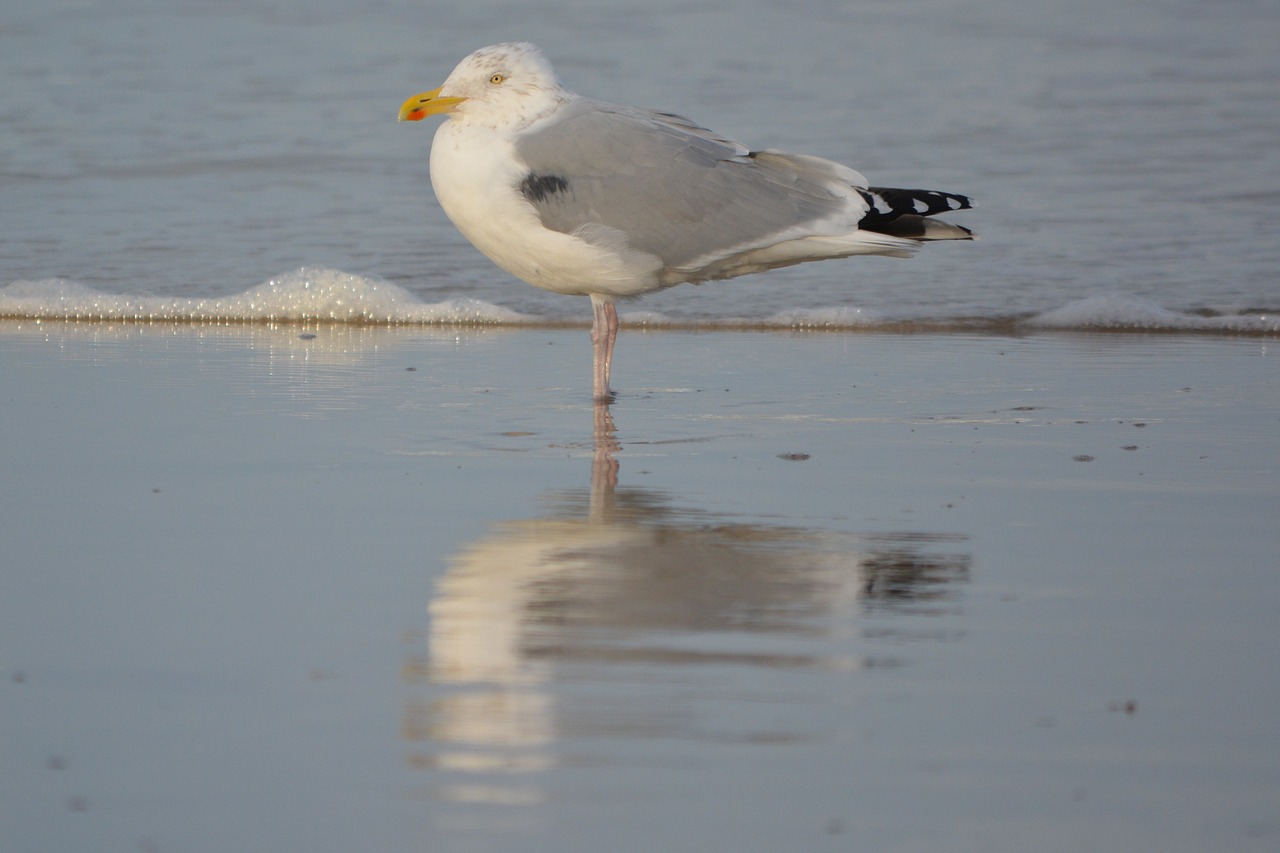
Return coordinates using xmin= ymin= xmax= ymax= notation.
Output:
xmin=398 ymin=87 xmax=467 ymax=121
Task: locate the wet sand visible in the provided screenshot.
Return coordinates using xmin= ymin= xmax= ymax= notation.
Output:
xmin=2 ymin=322 xmax=1278 ymax=852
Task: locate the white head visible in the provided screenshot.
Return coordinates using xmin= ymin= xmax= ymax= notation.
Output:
xmin=398 ymin=42 xmax=570 ymax=130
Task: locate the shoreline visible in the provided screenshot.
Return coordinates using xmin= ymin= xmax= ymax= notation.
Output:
xmin=3 ymin=313 xmax=1279 ymax=337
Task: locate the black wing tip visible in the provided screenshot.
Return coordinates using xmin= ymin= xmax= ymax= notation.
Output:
xmin=857 ymin=187 xmax=975 ymax=237
xmin=865 ymin=187 xmax=974 ymax=215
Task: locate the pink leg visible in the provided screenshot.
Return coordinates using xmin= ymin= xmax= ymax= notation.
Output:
xmin=590 ymin=296 xmax=619 ymax=402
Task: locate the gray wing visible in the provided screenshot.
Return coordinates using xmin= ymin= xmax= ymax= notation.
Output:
xmin=511 ymin=100 xmax=866 ymax=271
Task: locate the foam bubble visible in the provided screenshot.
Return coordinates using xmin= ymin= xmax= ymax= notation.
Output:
xmin=0 ymin=268 xmax=528 ymax=325
xmin=1027 ymin=295 xmax=1279 ymax=333
xmin=616 ymin=310 xmax=678 ymax=326
xmin=760 ymin=306 xmax=885 ymax=329
xmin=4 ymin=274 xmax=1277 ymax=335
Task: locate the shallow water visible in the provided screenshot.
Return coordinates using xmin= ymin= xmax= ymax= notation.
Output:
xmin=2 ymin=324 xmax=1278 ymax=852
xmin=4 ymin=0 xmax=1279 ymax=329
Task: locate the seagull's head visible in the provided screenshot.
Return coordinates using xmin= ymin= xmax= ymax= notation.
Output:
xmin=399 ymin=42 xmax=568 ymax=129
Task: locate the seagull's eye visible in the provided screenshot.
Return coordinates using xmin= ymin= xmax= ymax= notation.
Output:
xmin=489 ymin=73 xmax=505 ymax=85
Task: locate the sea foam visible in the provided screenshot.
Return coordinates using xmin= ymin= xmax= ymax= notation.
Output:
xmin=1027 ymin=295 xmax=1279 ymax=333
xmin=0 ymin=268 xmax=527 ymax=325
xmin=2 ymin=272 xmax=1277 ymax=334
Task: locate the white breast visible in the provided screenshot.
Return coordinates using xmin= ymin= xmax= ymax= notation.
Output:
xmin=429 ymin=120 xmax=663 ymax=298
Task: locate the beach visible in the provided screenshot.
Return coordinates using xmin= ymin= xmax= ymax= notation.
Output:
xmin=3 ymin=321 xmax=1277 ymax=851
xmin=5 ymin=0 xmax=1280 ymax=847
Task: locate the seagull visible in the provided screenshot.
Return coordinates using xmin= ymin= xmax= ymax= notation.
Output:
xmin=399 ymin=42 xmax=973 ymax=401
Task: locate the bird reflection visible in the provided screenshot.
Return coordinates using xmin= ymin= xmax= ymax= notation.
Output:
xmin=404 ymin=402 xmax=969 ymax=805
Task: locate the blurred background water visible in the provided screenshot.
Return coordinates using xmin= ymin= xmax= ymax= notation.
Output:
xmin=3 ymin=0 xmax=1278 ymax=328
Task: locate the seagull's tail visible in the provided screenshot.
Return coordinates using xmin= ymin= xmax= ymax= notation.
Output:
xmin=857 ymin=187 xmax=975 ymax=241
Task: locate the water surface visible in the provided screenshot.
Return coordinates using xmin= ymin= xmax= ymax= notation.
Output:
xmin=4 ymin=0 xmax=1278 ymax=329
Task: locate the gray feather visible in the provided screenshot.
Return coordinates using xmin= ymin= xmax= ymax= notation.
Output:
xmin=512 ymin=101 xmax=856 ymax=269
